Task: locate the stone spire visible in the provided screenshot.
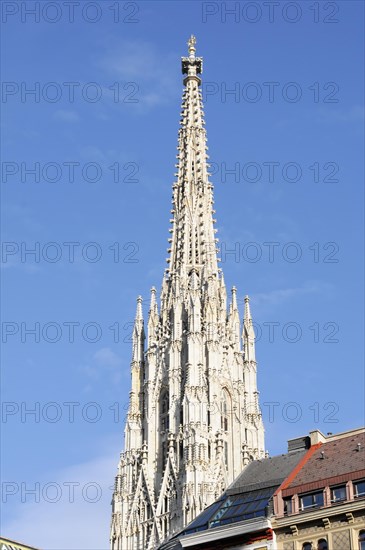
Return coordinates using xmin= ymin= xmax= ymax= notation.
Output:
xmin=147 ymin=287 xmax=159 ymax=346
xmin=131 ymin=295 xmax=145 ymax=362
xmin=126 ymin=296 xmax=145 ymax=452
xmin=110 ymin=38 xmax=265 ymax=550
xmin=243 ymin=294 xmax=256 ymax=362
xmin=166 ymin=35 xmax=218 ymax=299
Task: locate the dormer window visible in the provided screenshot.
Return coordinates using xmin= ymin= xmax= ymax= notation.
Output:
xmin=331 ymin=485 xmax=346 ymax=503
xmin=300 ymin=491 xmax=324 ymax=510
xmin=283 ymin=497 xmax=292 ymax=515
xmin=354 ymin=480 xmax=365 ymax=498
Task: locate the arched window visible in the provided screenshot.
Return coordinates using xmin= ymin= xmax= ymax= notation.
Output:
xmin=302 ymin=543 xmax=312 ymax=550
xmin=318 ymin=539 xmax=328 ymax=550
xmin=220 ymin=388 xmax=230 ymax=432
xmin=359 ymin=530 xmax=365 ymax=550
xmin=220 ymin=389 xmax=231 ymax=471
xmin=160 ymin=391 xmax=169 ymax=432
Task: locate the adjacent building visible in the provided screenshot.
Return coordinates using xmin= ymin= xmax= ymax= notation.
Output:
xmin=273 ymin=428 xmax=365 ymax=550
xmin=0 ymin=538 xmax=40 ymax=550
xmin=157 ymin=428 xmax=365 ymax=550
xmin=158 ymin=445 xmax=308 ymax=550
xmin=110 ymin=36 xmax=265 ymax=550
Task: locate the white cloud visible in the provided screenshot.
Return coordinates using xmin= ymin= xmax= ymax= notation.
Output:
xmin=93 ymin=347 xmax=122 ymax=368
xmin=53 ymin=109 xmax=80 ymax=123
xmin=98 ymin=40 xmax=179 ymax=109
xmin=101 ymin=40 xmax=168 ymax=80
xmin=1 ymin=439 xmax=120 ymax=549
xmin=80 ymin=347 xmax=125 ymax=388
xmin=318 ymin=105 xmax=365 ymax=124
xmin=249 ymin=281 xmax=333 ymax=307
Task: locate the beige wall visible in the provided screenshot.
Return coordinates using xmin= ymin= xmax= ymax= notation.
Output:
xmin=274 ymin=510 xmax=365 ymax=549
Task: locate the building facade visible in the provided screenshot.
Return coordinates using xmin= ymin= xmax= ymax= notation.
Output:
xmin=110 ymin=36 xmax=266 ymax=550
xmin=0 ymin=538 xmax=40 ymax=550
xmin=272 ymin=428 xmax=365 ymax=550
xmin=157 ymin=428 xmax=365 ymax=550
xmin=158 ymin=446 xmax=308 ymax=550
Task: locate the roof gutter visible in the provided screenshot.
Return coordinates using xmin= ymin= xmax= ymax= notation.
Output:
xmin=178 ymin=517 xmax=272 ymax=547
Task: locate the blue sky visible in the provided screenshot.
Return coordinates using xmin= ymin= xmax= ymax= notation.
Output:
xmin=1 ymin=1 xmax=364 ymax=547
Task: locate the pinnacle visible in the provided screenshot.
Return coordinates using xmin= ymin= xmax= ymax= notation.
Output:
xmin=149 ymin=287 xmax=158 ymax=317
xmin=231 ymin=286 xmax=238 ymax=311
xmin=135 ymin=295 xmax=143 ymax=321
xmin=244 ymin=294 xmax=252 ymax=323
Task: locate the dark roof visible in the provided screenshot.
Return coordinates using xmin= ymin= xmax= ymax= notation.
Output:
xmin=283 ymin=431 xmax=365 ymax=493
xmin=227 ymin=449 xmax=308 ymax=495
xmin=158 ymin=538 xmax=183 ymax=550
xmin=182 ymin=486 xmax=271 ymax=535
xmin=158 ymin=449 xmax=306 ymax=549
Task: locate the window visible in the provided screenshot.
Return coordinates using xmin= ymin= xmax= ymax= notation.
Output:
xmin=161 ymin=441 xmax=167 ymax=461
xmin=300 ymin=491 xmax=324 ymax=510
xmin=209 ymin=497 xmax=233 ymax=527
xmin=283 ymin=497 xmax=292 ymax=515
xmin=179 ymin=441 xmax=184 ymax=461
xmin=221 ymin=398 xmax=228 ymax=431
xmin=161 ymin=392 xmax=169 ymax=414
xmin=317 ymin=539 xmax=328 ymax=550
xmin=220 ymin=388 xmax=230 ymax=432
xmin=160 ymin=391 xmax=169 ymax=432
xmin=354 ymin=480 xmax=365 ymax=498
xmin=331 ymin=485 xmax=347 ymax=503
xmin=302 ymin=543 xmax=312 ymax=550
xmin=359 ymin=530 xmax=365 ymax=550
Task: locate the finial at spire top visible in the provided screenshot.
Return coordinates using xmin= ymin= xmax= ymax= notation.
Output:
xmin=182 ymin=36 xmax=202 ymax=79
xmin=188 ymin=35 xmax=196 ymax=58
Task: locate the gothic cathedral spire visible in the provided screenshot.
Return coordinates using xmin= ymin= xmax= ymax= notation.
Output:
xmin=110 ymin=36 xmax=265 ymax=550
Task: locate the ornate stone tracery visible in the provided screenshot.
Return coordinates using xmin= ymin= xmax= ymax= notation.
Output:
xmin=110 ymin=36 xmax=265 ymax=550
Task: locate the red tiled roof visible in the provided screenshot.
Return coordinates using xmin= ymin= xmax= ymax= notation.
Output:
xmin=282 ymin=432 xmax=365 ymax=497
xmin=275 ymin=443 xmax=322 ymax=495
